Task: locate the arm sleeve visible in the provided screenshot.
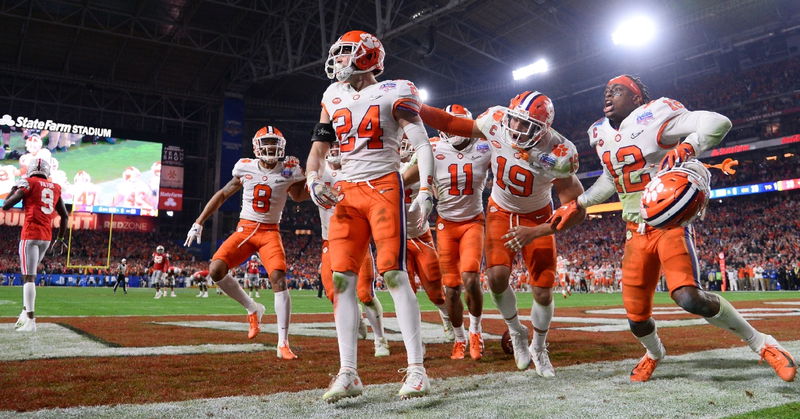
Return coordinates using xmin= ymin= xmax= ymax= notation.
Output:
xmin=661 ymin=110 xmax=732 ymax=152
xmin=577 ymin=170 xmax=617 ymax=209
xmin=419 ymin=104 xmax=477 ymax=138
xmin=403 ymin=122 xmax=433 ymax=191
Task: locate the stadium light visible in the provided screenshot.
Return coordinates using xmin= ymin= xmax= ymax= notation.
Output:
xmin=512 ymin=58 xmax=549 ymax=81
xmin=612 ymin=15 xmax=657 ymax=47
xmin=418 ymin=88 xmax=430 ymax=102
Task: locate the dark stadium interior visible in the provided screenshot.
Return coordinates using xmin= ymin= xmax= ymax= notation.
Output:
xmin=1 ymin=0 xmax=798 ymax=281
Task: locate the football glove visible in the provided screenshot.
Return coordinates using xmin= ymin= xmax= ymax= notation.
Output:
xmin=547 ymin=200 xmax=585 ymax=231
xmin=184 ymin=223 xmax=203 ymax=247
xmin=408 ymin=189 xmax=433 ymax=232
xmin=660 ymin=141 xmax=695 ymax=170
xmin=307 ymin=174 xmax=337 ymax=209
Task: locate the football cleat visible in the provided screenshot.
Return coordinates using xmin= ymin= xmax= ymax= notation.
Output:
xmin=531 ymin=347 xmax=555 ymax=378
xmin=195 ymin=292 xmax=202 ymax=298
xmin=451 ymin=340 xmax=466 ymax=360
xmin=374 ymin=338 xmax=390 ymax=357
xmin=16 ymin=317 xmax=36 ymax=332
xmin=255 ymin=292 xmax=260 ymax=298
xmin=170 ymin=291 xmax=176 ymax=298
xmin=759 ymin=335 xmax=797 ymax=382
xmin=469 ymin=332 xmax=484 ymax=360
xmin=277 ymin=344 xmax=299 ymax=360
xmin=15 ymin=309 xmax=27 ymax=329
xmin=153 ymin=291 xmax=161 ymax=299
xmin=358 ymin=316 xmax=368 ymax=340
xmin=630 ymin=353 xmax=661 ymax=382
xmin=440 ymin=313 xmax=455 ymax=342
xmin=247 ymin=303 xmax=265 ymax=339
xmin=398 ymin=366 xmax=430 ymax=399
xmin=322 ymin=369 xmax=363 ymax=403
xmin=202 ymin=292 xmax=208 ymax=298
xmin=509 ymin=328 xmax=531 ymax=370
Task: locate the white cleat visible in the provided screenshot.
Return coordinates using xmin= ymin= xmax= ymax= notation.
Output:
xmin=154 ymin=291 xmax=162 ymax=299
xmin=170 ymin=291 xmax=176 ymax=297
xmin=202 ymin=292 xmax=208 ymax=298
xmin=16 ymin=317 xmax=36 ymax=332
xmin=374 ymin=337 xmax=390 ymax=357
xmin=531 ymin=347 xmax=556 ymax=378
xmin=255 ymin=292 xmax=261 ymax=298
xmin=358 ymin=317 xmax=368 ymax=340
xmin=509 ymin=328 xmax=531 ymax=370
xmin=398 ymin=366 xmax=430 ymax=399
xmin=440 ymin=312 xmax=455 ymax=342
xmin=195 ymin=293 xmax=202 ymax=298
xmin=322 ymin=369 xmax=363 ymax=403
xmin=15 ymin=309 xmax=27 ymax=329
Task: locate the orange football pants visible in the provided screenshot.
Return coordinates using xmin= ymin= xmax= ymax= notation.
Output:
xmin=622 ymin=222 xmax=701 ymax=322
xmin=329 ymin=172 xmax=405 ymax=275
xmin=406 ymin=230 xmax=445 ymax=306
xmin=320 ymin=240 xmax=375 ymax=303
xmin=485 ymin=198 xmax=556 ymax=288
xmin=436 ymin=214 xmax=484 ymax=288
xmin=212 ymin=220 xmax=286 ymax=274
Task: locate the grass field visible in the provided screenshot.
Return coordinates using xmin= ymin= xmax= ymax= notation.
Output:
xmin=1 ymin=286 xmax=799 ymax=317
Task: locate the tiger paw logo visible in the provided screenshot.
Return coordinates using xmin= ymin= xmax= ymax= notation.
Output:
xmin=552 ymin=144 xmax=569 ymax=157
xmin=642 ymin=178 xmax=664 ymax=203
xmin=361 ymin=33 xmax=381 ymax=49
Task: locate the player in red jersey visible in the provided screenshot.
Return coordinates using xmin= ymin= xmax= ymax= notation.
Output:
xmin=2 ymin=158 xmax=68 ymax=332
xmin=245 ymin=255 xmax=261 ymax=298
xmin=193 ymin=269 xmax=211 ymax=298
xmin=149 ymin=245 xmax=172 ymax=299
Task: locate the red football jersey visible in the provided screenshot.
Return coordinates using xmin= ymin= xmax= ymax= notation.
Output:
xmin=19 ymin=176 xmax=62 ymax=241
xmin=246 ymin=260 xmax=260 ymax=274
xmin=193 ymin=270 xmax=209 ymax=278
xmin=152 ymin=252 xmax=170 ymax=271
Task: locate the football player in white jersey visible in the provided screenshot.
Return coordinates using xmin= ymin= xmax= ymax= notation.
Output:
xmin=547 ymin=74 xmax=796 ymax=382
xmin=305 ymin=30 xmax=434 ymax=401
xmin=420 ymin=91 xmax=584 ymax=377
xmin=185 ymin=125 xmax=309 ymax=360
xmin=19 ymin=135 xmax=52 ymax=176
xmin=403 ymin=104 xmax=492 ymax=360
xmin=70 ymin=170 xmax=98 ymax=207
xmin=399 ymin=139 xmax=452 ymax=344
xmin=113 ymin=166 xmax=157 ymax=209
xmin=556 ymin=255 xmax=571 ymax=298
xmin=48 ymin=158 xmax=68 ymax=188
xmin=318 ymin=141 xmax=390 ymax=357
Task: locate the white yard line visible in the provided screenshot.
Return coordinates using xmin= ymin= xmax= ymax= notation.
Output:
xmin=5 ymin=340 xmax=798 ymax=418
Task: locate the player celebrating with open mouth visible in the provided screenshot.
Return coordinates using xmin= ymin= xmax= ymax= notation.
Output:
xmin=546 ymin=74 xmax=797 ymax=382
xmin=420 ymin=91 xmax=583 ymax=377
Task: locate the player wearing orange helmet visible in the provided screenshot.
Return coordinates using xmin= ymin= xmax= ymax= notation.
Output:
xmin=185 ymin=126 xmax=309 ymax=360
xmin=546 ymin=74 xmax=796 ymax=383
xmin=403 ymin=104 xmax=492 ymax=361
xmin=305 ymin=30 xmax=433 ymax=402
xmin=420 ymin=91 xmax=584 ymax=377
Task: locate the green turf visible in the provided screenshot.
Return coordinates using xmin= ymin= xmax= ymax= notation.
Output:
xmin=0 ymin=286 xmax=798 ymax=317
xmin=1 ymin=135 xmax=160 ymax=183
xmin=727 ymin=402 xmax=800 ymax=418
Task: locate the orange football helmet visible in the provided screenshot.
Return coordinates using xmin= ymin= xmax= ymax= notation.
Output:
xmin=74 ymin=170 xmax=92 ymax=184
xmin=502 ymin=91 xmax=554 ymax=149
xmin=640 ymin=160 xmax=711 ymax=229
xmin=325 ymin=30 xmax=385 ymax=81
xmin=252 ymin=126 xmax=286 ymax=164
xmin=439 ymin=104 xmax=473 ymax=146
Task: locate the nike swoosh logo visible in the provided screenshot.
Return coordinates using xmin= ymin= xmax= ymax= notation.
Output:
xmin=631 ymin=130 xmax=644 ymax=139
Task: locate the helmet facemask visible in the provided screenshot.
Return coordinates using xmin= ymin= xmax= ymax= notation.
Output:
xmin=325 ymin=141 xmax=342 ymax=167
xmin=399 ymin=137 xmax=414 ymax=162
xmin=501 ymin=109 xmax=546 ymax=150
xmin=253 ymin=135 xmax=286 ymax=164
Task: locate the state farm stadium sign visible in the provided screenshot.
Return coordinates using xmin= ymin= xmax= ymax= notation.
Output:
xmin=0 ymin=114 xmax=112 ymax=137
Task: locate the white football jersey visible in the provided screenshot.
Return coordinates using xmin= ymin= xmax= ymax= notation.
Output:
xmin=318 ymin=163 xmax=345 ymax=240
xmin=588 ymin=97 xmax=689 ymax=223
xmin=401 ymin=155 xmax=429 ymax=239
xmin=71 ymin=183 xmax=99 ymax=206
xmin=116 ymin=180 xmax=153 ymax=209
xmin=233 ymin=158 xmax=305 ymax=224
xmin=321 ymin=79 xmax=422 ymax=182
xmin=476 ymin=106 xmax=579 ymax=214
xmin=430 ymin=137 xmax=492 ymax=222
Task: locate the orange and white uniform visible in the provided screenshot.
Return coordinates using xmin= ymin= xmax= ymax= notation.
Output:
xmin=318 ymin=165 xmax=376 ymax=303
xmin=402 ymin=156 xmax=444 ymax=305
xmin=580 ymin=97 xmax=730 ymax=321
xmin=430 ymin=137 xmax=491 ymax=288
xmin=321 ymin=79 xmax=421 ymax=275
xmin=212 ymin=157 xmax=305 ymax=274
xmin=477 ymin=106 xmax=579 ymax=287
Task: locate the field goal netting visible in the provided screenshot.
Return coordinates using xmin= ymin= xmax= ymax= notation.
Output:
xmin=65 ymin=207 xmax=114 ymax=270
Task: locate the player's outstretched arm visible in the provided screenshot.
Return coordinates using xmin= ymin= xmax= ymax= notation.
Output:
xmin=288 ymin=180 xmax=310 ymax=202
xmin=184 ymin=176 xmax=243 ymax=246
xmin=419 ymin=104 xmax=484 ymax=139
xmin=660 ymin=110 xmax=732 ymax=169
xmin=548 ymin=170 xmax=616 ymax=232
xmin=1 ymin=188 xmax=24 ymax=211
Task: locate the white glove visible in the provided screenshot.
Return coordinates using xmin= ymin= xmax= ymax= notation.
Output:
xmin=408 ymin=190 xmax=433 ymax=231
xmin=184 ymin=223 xmax=203 ymax=247
xmin=307 ymin=173 xmax=338 ymax=209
